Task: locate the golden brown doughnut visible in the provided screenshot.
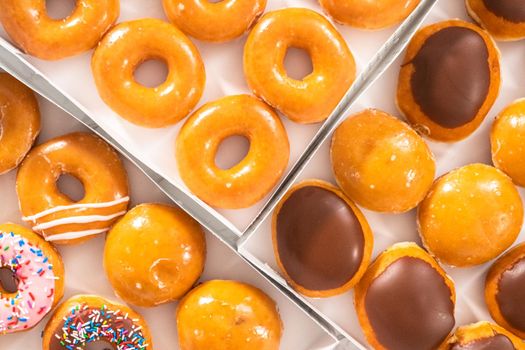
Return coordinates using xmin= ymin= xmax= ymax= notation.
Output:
xmin=467 ymin=0 xmax=525 ymax=41
xmin=331 ymin=109 xmax=435 ymax=213
xmin=244 ymin=8 xmax=356 ymax=124
xmin=0 ymin=0 xmax=119 ymax=60
xmin=177 ymin=280 xmax=282 ymax=350
xmin=176 ymin=94 xmax=289 ymax=209
xmin=418 ymin=163 xmax=523 ymax=267
xmin=0 ymin=73 xmax=40 ymax=175
xmin=397 ymin=20 xmax=500 ymax=142
xmin=163 ymin=0 xmax=266 ymax=42
xmin=441 ymin=321 xmax=525 ymax=350
xmin=104 ymin=203 xmax=206 ymax=307
xmin=92 ymin=18 xmax=206 ymax=128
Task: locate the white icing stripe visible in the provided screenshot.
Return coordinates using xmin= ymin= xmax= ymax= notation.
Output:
xmin=32 ymin=211 xmax=127 ymax=231
xmin=22 ymin=197 xmax=130 ymax=222
xmin=44 ymin=228 xmax=109 ymax=242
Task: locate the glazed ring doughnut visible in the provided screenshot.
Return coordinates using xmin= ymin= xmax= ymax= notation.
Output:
xmin=92 ymin=18 xmax=206 ymax=128
xmin=163 ymin=0 xmax=266 ymax=42
xmin=467 ymin=0 xmax=525 ymax=41
xmin=16 ymin=132 xmax=129 ymax=245
xmin=0 ymin=0 xmax=119 ymax=60
xmin=244 ymin=8 xmax=356 ymax=124
xmin=0 ymin=223 xmax=65 ymax=334
xmin=42 ymin=295 xmax=153 ymax=350
xmin=176 ymin=94 xmax=289 ymax=209
xmin=0 ymin=73 xmax=40 ymax=175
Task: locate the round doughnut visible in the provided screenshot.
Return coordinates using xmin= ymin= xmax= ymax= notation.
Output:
xmin=42 ymin=295 xmax=153 ymax=350
xmin=243 ymin=8 xmax=356 ymax=124
xmin=0 ymin=223 xmax=64 ymax=334
xmin=331 ymin=109 xmax=435 ymax=213
xmin=92 ymin=18 xmax=206 ymax=128
xmin=177 ymin=280 xmax=282 ymax=350
xmin=441 ymin=321 xmax=524 ymax=350
xmin=467 ymin=0 xmax=525 ymax=41
xmin=176 ymin=94 xmax=289 ymax=209
xmin=319 ymin=0 xmax=420 ymax=29
xmin=163 ymin=0 xmax=266 ymax=42
xmin=418 ymin=163 xmax=523 ymax=267
xmin=104 ymin=203 xmax=206 ymax=307
xmin=0 ymin=73 xmax=40 ymax=175
xmin=397 ymin=20 xmax=500 ymax=142
xmin=0 ymin=0 xmax=119 ymax=60
xmin=17 ymin=132 xmax=129 ymax=245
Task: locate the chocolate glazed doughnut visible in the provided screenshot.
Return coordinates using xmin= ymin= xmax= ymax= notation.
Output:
xmin=442 ymin=321 xmax=523 ymax=350
xmin=467 ymin=0 xmax=525 ymax=41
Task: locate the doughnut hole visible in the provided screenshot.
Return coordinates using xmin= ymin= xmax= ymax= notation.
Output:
xmin=133 ymin=58 xmax=169 ymax=88
xmin=45 ymin=0 xmax=77 ymax=20
xmin=214 ymin=135 xmax=250 ymax=170
xmin=56 ymin=173 xmax=85 ymax=202
xmin=284 ymin=47 xmax=313 ymax=81
xmin=0 ymin=266 xmax=19 ymax=294
xmin=84 ymin=339 xmax=115 ymax=350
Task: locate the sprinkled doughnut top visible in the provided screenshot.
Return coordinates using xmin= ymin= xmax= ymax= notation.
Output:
xmin=0 ymin=231 xmax=56 ymax=333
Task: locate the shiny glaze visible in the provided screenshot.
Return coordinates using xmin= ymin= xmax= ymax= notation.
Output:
xmin=331 ymin=109 xmax=435 ymax=213
xmin=163 ymin=0 xmax=266 ymax=42
xmin=444 ymin=322 xmax=522 ymax=350
xmin=451 ymin=334 xmax=515 ymax=350
xmin=91 ymin=18 xmax=205 ymax=128
xmin=0 ymin=73 xmax=40 ymax=175
xmin=104 ymin=203 xmax=206 ymax=307
xmin=177 ymin=280 xmax=282 ymax=350
xmin=483 ymin=0 xmax=525 ymax=23
xmin=419 ymin=164 xmax=523 ymax=267
xmin=0 ymin=0 xmax=119 ymax=60
xmin=244 ymin=8 xmax=356 ymax=124
xmin=176 ymin=95 xmax=289 ymax=209
xmin=466 ymin=0 xmax=525 ymax=41
xmin=16 ymin=132 xmax=129 ymax=245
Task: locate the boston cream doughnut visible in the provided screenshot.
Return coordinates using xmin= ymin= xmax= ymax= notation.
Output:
xmin=272 ymin=180 xmax=373 ymax=297
xmin=43 ymin=295 xmax=152 ymax=350
xmin=397 ymin=20 xmax=500 ymax=142
xmin=244 ymin=8 xmax=356 ymax=124
xmin=177 ymin=280 xmax=282 ymax=350
xmin=92 ymin=18 xmax=206 ymax=128
xmin=467 ymin=0 xmax=525 ymax=41
xmin=355 ymin=242 xmax=455 ymax=350
xmin=319 ymin=0 xmax=420 ymax=29
xmin=176 ymin=95 xmax=289 ymax=209
xmin=104 ymin=203 xmax=206 ymax=307
xmin=0 ymin=73 xmax=40 ymax=175
xmin=0 ymin=223 xmax=64 ymax=334
xmin=163 ymin=0 xmax=266 ymax=42
xmin=0 ymin=0 xmax=119 ymax=60
xmin=419 ymin=164 xmax=523 ymax=267
xmin=17 ymin=132 xmax=129 ymax=245
xmin=441 ymin=322 xmax=524 ymax=350
xmin=331 ymin=109 xmax=435 ymax=213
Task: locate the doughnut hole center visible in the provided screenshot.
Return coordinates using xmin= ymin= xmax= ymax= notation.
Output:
xmin=85 ymin=339 xmax=115 ymax=350
xmin=215 ymin=135 xmax=250 ymax=170
xmin=134 ymin=59 xmax=169 ymax=88
xmin=207 ymin=0 xmax=224 ymax=3
xmin=45 ymin=0 xmax=77 ymax=20
xmin=284 ymin=47 xmax=313 ymax=81
xmin=0 ymin=266 xmax=19 ymax=294
xmin=56 ymin=173 xmax=85 ymax=202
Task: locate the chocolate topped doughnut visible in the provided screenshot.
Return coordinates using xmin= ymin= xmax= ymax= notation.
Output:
xmin=483 ymin=0 xmax=525 ymax=23
xmin=467 ymin=0 xmax=525 ymax=41
xmin=443 ymin=322 xmax=522 ymax=350
xmin=450 ymin=335 xmax=514 ymax=350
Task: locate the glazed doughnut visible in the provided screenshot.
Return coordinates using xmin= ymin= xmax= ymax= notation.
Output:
xmin=104 ymin=203 xmax=206 ymax=307
xmin=163 ymin=0 xmax=266 ymax=42
xmin=17 ymin=132 xmax=129 ymax=245
xmin=0 ymin=0 xmax=119 ymax=60
xmin=0 ymin=223 xmax=64 ymax=334
xmin=441 ymin=321 xmax=524 ymax=350
xmin=177 ymin=280 xmax=282 ymax=350
xmin=319 ymin=0 xmax=420 ymax=29
xmin=467 ymin=0 xmax=525 ymax=41
xmin=244 ymin=8 xmax=356 ymax=124
xmin=176 ymin=95 xmax=289 ymax=209
xmin=92 ymin=18 xmax=206 ymax=128
xmin=43 ymin=295 xmax=153 ymax=350
xmin=0 ymin=73 xmax=40 ymax=175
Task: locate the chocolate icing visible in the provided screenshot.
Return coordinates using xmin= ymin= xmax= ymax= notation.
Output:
xmin=410 ymin=26 xmax=490 ymax=128
xmin=483 ymin=0 xmax=525 ymax=23
xmin=450 ymin=334 xmax=515 ymax=350
xmin=275 ymin=186 xmax=364 ymax=291
xmin=0 ymin=266 xmax=18 ymax=293
xmin=497 ymin=257 xmax=525 ymax=332
xmin=365 ymin=257 xmax=455 ymax=350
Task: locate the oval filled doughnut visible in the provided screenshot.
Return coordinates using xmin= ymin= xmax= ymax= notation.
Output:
xmin=467 ymin=0 xmax=525 ymax=41
xmin=17 ymin=132 xmax=129 ymax=245
xmin=163 ymin=0 xmax=266 ymax=42
xmin=42 ymin=295 xmax=153 ymax=350
xmin=0 ymin=0 xmax=119 ymax=60
xmin=176 ymin=94 xmax=289 ymax=209
xmin=442 ymin=321 xmax=524 ymax=350
xmin=92 ymin=18 xmax=206 ymax=128
xmin=0 ymin=73 xmax=40 ymax=175
xmin=244 ymin=8 xmax=356 ymax=124
xmin=0 ymin=223 xmax=64 ymax=334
